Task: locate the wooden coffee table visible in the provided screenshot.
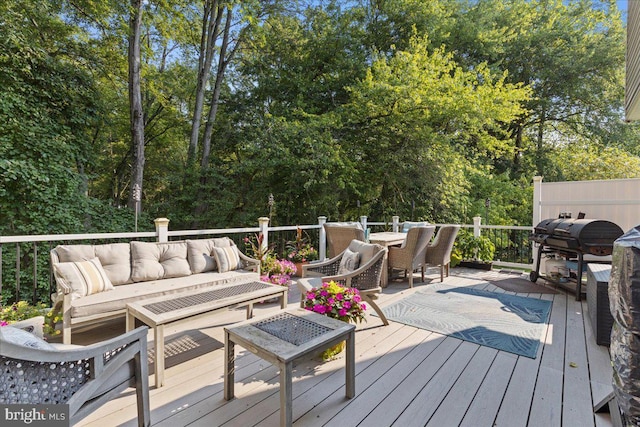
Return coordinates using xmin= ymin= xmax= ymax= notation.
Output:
xmin=126 ymin=280 xmax=288 ymax=387
xmin=224 ymin=308 xmax=356 ymax=427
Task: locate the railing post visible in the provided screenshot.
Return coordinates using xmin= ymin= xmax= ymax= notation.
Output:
xmin=360 ymin=215 xmax=367 ymax=231
xmin=318 ymin=216 xmax=327 ymax=260
xmin=155 ymin=217 xmax=170 ymax=242
xmin=533 ymin=176 xmax=543 ymax=227
xmin=473 ymin=216 xmax=482 ymax=238
xmin=392 ymin=215 xmax=400 ymax=232
xmin=258 ymin=217 xmax=270 ymax=253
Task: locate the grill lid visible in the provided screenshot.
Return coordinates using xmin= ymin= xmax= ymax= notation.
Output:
xmin=533 ymin=218 xmax=624 ymax=255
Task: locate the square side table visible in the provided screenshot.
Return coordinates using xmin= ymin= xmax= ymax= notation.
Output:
xmin=224 ymin=308 xmax=356 ymax=427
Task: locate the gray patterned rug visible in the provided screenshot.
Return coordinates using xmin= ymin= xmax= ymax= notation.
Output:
xmin=379 ymin=284 xmax=552 ymax=358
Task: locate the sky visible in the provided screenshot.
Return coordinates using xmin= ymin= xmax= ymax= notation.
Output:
xmin=618 ymin=0 xmax=627 ymax=18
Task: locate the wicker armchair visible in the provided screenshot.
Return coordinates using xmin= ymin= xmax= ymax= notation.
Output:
xmin=424 ymin=225 xmax=460 ymax=282
xmin=0 ymin=325 xmax=150 ymax=426
xmin=388 ymin=226 xmax=436 ymax=288
xmin=323 ymin=222 xmax=365 ymax=259
xmin=299 ymin=240 xmax=389 ymax=325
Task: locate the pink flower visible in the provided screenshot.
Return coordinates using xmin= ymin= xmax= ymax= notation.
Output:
xmin=313 ymin=304 xmax=327 ymax=314
xmin=320 ymin=290 xmax=329 ymax=297
xmin=339 ymin=308 xmax=348 ymax=317
xmin=343 ymin=301 xmax=351 ymax=309
xmin=336 ymin=293 xmax=344 ymax=300
xmin=0 ymin=320 xmax=8 ymax=327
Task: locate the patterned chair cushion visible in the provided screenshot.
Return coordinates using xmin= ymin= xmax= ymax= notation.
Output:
xmin=338 ymin=249 xmax=360 ymax=275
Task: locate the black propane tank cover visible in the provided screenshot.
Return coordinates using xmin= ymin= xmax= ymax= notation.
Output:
xmin=609 ymin=225 xmax=640 ymax=423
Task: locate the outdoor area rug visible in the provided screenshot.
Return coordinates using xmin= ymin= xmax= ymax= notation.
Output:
xmin=482 ymin=271 xmax=558 ymax=294
xmin=379 ymin=284 xmax=552 ymax=358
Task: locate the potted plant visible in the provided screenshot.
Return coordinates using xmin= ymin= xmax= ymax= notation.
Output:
xmin=451 ymin=229 xmax=495 ymax=270
xmin=260 ymin=256 xmax=297 ymax=286
xmin=286 ymin=227 xmax=319 ymax=276
xmin=302 ymin=280 xmax=367 ymax=360
xmin=0 ymin=300 xmax=60 ymax=338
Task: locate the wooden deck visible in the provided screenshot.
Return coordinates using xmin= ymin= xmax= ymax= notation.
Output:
xmin=72 ymin=268 xmax=614 ymax=427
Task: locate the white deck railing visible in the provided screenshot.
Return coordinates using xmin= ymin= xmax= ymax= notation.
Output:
xmin=0 ymin=216 xmax=533 ymax=305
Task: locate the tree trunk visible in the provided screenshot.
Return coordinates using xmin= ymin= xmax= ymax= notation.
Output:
xmin=128 ymin=0 xmax=144 ymax=212
xmin=187 ymin=0 xmax=222 ymax=166
xmin=201 ymin=5 xmax=233 ymax=171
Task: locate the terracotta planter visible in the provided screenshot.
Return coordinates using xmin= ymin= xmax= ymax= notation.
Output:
xmin=293 ymin=262 xmax=307 ymax=277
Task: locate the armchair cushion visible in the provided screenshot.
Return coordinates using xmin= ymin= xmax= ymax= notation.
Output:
xmin=401 ymin=221 xmax=430 ymax=232
xmin=347 ymin=239 xmax=378 ymax=266
xmin=213 ymin=245 xmax=241 ymax=272
xmin=0 ymin=326 xmax=55 ymax=350
xmin=54 ymin=257 xmax=114 ymax=300
xmin=338 ymin=249 xmax=360 ymax=274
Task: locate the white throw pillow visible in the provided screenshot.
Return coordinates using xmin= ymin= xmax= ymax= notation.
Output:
xmin=54 ymin=257 xmax=114 ymax=300
xmin=338 ymin=249 xmax=360 ymax=275
xmin=212 ymin=245 xmax=241 ymax=273
xmin=0 ymin=326 xmax=55 ymax=350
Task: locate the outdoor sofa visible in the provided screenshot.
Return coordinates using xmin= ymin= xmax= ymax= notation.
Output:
xmin=50 ymin=238 xmax=260 ymax=344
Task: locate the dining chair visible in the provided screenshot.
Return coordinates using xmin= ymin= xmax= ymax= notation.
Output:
xmin=424 ymin=225 xmax=461 ymax=282
xmin=387 ymin=226 xmax=436 ymax=287
xmin=323 ymin=222 xmax=365 ymax=259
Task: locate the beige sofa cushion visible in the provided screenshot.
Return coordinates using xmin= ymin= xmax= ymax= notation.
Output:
xmin=131 ymin=241 xmax=192 ymax=282
xmin=54 ymin=258 xmax=114 ymax=300
xmin=55 ymin=243 xmax=131 ymax=285
xmin=186 ymin=238 xmax=233 ymax=273
xmin=69 ymin=270 xmax=259 ymax=318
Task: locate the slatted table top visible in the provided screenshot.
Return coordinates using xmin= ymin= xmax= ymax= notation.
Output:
xmin=127 ymin=280 xmax=287 ymax=326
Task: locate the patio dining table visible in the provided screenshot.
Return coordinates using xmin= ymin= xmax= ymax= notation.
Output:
xmin=369 ymin=231 xmax=406 ymax=287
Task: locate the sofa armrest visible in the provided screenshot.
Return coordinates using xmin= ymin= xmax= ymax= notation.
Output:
xmin=238 ymin=251 xmax=260 ymax=273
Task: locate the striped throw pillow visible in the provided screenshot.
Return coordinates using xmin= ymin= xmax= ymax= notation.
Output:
xmin=212 ymin=245 xmax=241 ymax=273
xmin=54 ymin=257 xmax=114 ymax=300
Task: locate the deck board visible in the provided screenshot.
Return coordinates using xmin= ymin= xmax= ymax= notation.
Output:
xmin=563 ymin=295 xmax=596 ymax=427
xmin=72 ymin=268 xmax=614 ymax=427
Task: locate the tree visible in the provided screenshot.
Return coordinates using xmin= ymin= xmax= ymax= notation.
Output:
xmin=128 ymin=0 xmax=145 ymax=211
xmin=338 ymin=35 xmax=530 ymax=221
xmin=447 ymin=0 xmax=627 ymax=179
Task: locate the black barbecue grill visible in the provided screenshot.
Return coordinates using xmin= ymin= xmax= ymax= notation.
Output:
xmin=530 ymin=218 xmax=623 ymax=300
